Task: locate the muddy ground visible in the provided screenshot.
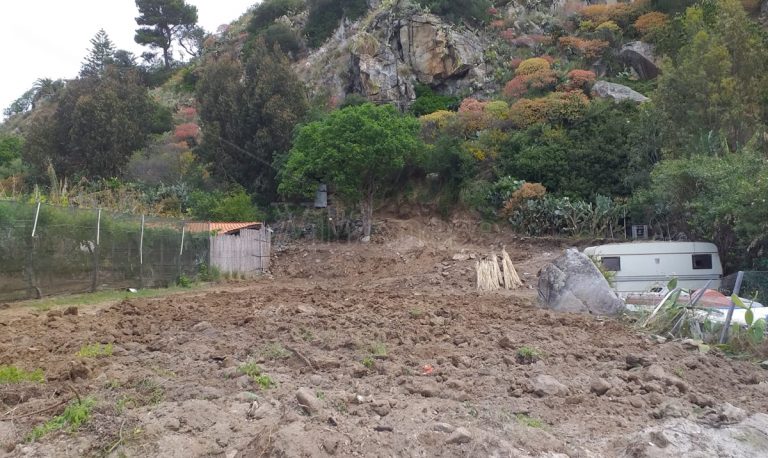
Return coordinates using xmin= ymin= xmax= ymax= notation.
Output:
xmin=1 ymin=219 xmax=768 ymax=457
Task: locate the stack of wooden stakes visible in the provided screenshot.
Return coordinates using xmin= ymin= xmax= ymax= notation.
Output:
xmin=475 ymin=249 xmax=523 ymax=291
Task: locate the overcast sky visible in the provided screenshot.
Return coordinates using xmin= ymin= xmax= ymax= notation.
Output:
xmin=0 ymin=0 xmax=257 ymax=115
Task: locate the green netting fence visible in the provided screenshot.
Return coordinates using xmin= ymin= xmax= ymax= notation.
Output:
xmin=0 ymin=201 xmax=209 ymax=302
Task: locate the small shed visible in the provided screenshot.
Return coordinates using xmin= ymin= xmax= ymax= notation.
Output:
xmin=187 ymin=222 xmax=271 ymax=277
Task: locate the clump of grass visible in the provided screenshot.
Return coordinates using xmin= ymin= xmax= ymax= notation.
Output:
xmin=254 ymin=374 xmax=276 ymax=390
xmin=27 ymin=397 xmax=96 ymax=442
xmin=515 ymin=346 xmax=541 ymax=364
xmin=136 ymin=379 xmax=165 ymax=405
xmin=369 ymin=342 xmax=387 ymax=358
xmin=76 ymin=343 xmax=113 ymax=358
xmin=299 ymin=328 xmax=314 ymax=341
xmin=238 ymin=361 xmax=262 ymax=378
xmin=238 ymin=361 xmax=275 ymax=390
xmin=0 ymin=365 xmax=45 ymax=384
xmin=361 ymin=356 xmax=375 ymax=369
xmin=409 ymin=308 xmax=424 ymax=318
xmin=262 ymin=343 xmax=291 ymax=360
xmin=516 ymin=413 xmax=544 ymax=428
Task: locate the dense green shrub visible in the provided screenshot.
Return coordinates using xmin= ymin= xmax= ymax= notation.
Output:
xmin=188 ymin=188 xmax=261 ymax=222
xmin=305 ymin=0 xmax=368 ymax=48
xmin=409 ymin=85 xmax=460 ymax=117
xmin=263 ymin=23 xmax=303 ymax=56
xmin=249 ymin=0 xmax=306 ymax=32
xmin=416 ymin=0 xmax=492 ymax=24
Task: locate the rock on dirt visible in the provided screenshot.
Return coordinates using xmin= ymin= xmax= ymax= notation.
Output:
xmin=446 ymin=427 xmax=473 ymax=444
xmin=296 ymin=387 xmax=323 ymax=415
xmin=531 ymin=375 xmax=568 ymax=397
xmin=621 ymin=413 xmax=768 ymax=457
xmin=590 ymin=378 xmax=611 ymax=396
xmin=537 ymin=248 xmax=625 ymax=316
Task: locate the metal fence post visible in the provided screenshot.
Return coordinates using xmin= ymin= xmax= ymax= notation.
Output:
xmin=27 ymin=202 xmax=42 ymax=299
xmin=90 ymin=208 xmax=102 ymax=293
xmin=139 ymin=214 xmax=145 ymax=289
xmin=177 ymin=222 xmax=186 ymax=281
xmin=719 ymin=271 xmax=745 ymax=344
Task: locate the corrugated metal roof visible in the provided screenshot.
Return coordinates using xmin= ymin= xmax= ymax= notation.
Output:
xmin=186 ymin=222 xmax=262 ymax=235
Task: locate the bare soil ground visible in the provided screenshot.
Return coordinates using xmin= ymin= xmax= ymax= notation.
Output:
xmin=1 ymin=218 xmax=768 ymax=457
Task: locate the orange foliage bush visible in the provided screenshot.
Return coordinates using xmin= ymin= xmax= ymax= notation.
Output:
xmin=560 ymin=69 xmax=596 ymax=91
xmin=503 ymin=182 xmax=547 ymax=214
xmin=578 ymin=2 xmax=643 ymax=27
xmin=558 ymin=36 xmax=609 ymax=61
xmin=504 ymin=57 xmax=558 ymax=99
xmin=174 ymin=123 xmax=200 ymax=143
xmin=633 ymin=12 xmax=668 ymax=36
xmin=508 ymin=91 xmax=589 ymax=128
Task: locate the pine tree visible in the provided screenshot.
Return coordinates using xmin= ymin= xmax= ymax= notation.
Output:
xmin=80 ymin=29 xmax=116 ymax=78
xmin=134 ymin=0 xmax=198 ymax=69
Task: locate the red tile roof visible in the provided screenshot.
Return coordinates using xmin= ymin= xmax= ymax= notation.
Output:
xmin=186 ymin=222 xmax=262 ymax=235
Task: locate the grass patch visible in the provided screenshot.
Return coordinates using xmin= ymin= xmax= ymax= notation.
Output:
xmin=76 ymin=343 xmax=113 ymax=358
xmin=238 ymin=361 xmax=275 ymax=390
xmin=368 ymin=342 xmax=387 ymax=358
xmin=262 ymin=343 xmax=291 ymax=360
xmin=0 ymin=365 xmax=45 ymax=384
xmin=409 ymin=308 xmax=424 ymax=318
xmin=27 ymin=397 xmax=96 ymax=442
xmin=516 ymin=413 xmax=544 ymax=428
xmin=515 ymin=413 xmax=545 ymax=429
xmin=19 ymin=285 xmax=205 ymax=311
xmin=361 ymin=356 xmax=375 ymax=369
xmin=516 ymin=346 xmax=542 ymax=364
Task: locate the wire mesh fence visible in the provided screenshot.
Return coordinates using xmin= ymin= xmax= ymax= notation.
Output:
xmin=0 ymin=201 xmax=210 ymax=302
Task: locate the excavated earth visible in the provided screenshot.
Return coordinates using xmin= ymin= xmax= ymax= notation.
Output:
xmin=1 ymin=219 xmax=768 ymax=457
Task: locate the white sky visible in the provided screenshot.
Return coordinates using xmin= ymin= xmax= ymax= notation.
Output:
xmin=0 ymin=0 xmax=257 ymax=115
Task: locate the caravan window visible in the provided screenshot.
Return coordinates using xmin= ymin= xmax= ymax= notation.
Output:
xmin=692 ymin=254 xmax=713 ymax=270
xmin=601 ymin=257 xmax=621 ymax=271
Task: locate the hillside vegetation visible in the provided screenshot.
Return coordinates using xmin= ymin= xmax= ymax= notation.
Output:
xmin=1 ymin=0 xmax=767 ymax=271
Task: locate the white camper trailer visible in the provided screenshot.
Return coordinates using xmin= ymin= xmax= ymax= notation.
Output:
xmin=583 ymin=241 xmax=723 ymax=293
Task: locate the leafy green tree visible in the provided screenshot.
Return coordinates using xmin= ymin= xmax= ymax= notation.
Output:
xmin=134 ymin=0 xmax=198 ymax=69
xmin=655 ymin=0 xmax=768 ymax=156
xmin=249 ymin=0 xmax=306 ymax=32
xmin=80 ymin=29 xmax=116 ymax=78
xmin=197 ymin=40 xmax=308 ymax=201
xmin=23 ymin=69 xmax=160 ymax=180
xmin=0 ymin=134 xmax=24 ymax=179
xmin=278 ymin=103 xmax=422 ymax=239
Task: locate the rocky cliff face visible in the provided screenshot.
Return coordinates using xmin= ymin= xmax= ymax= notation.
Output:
xmin=293 ymin=1 xmax=634 ymax=108
xmin=296 ymin=9 xmax=489 ymax=109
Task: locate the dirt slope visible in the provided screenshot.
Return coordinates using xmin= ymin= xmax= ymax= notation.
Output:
xmin=1 ymin=223 xmax=767 ymax=457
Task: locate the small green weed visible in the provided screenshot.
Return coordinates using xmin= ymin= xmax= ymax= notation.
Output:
xmin=76 ymin=343 xmax=113 ymax=358
xmin=27 ymin=397 xmax=96 ymax=442
xmin=369 ymin=342 xmax=387 ymax=358
xmin=115 ymin=395 xmax=136 ymax=414
xmin=362 ymin=356 xmax=375 ymax=369
xmin=463 ymin=401 xmax=479 ymax=418
xmin=136 ymin=379 xmax=164 ymax=405
xmin=176 ymin=274 xmax=192 ymax=288
xmin=238 ymin=361 xmax=275 ymax=389
xmin=0 ymin=365 xmax=45 ymax=384
xmin=316 ymin=391 xmax=326 ymax=400
xmin=515 ymin=346 xmax=541 ymax=364
xmin=254 ymin=374 xmax=276 ymax=390
xmin=262 ymin=343 xmax=291 ymax=360
xmin=238 ymin=361 xmax=262 ymax=378
xmin=409 ymin=308 xmax=424 ymax=318
xmin=334 ymin=399 xmax=348 ymax=414
xmin=516 ymin=413 xmax=544 ymax=428
xmin=299 ymin=328 xmax=314 ymax=341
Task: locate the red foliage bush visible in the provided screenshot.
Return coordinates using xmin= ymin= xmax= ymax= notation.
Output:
xmin=178 ymin=106 xmax=197 ymax=122
xmin=558 ymin=36 xmax=609 ymax=61
xmin=174 ymin=123 xmax=200 ymax=143
xmin=560 ymin=69 xmax=596 ymax=91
